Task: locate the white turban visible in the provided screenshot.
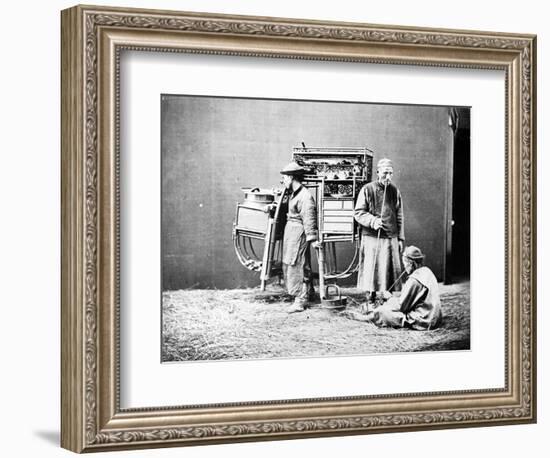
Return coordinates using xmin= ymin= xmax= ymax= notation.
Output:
xmin=377 ymin=158 xmax=393 ymax=169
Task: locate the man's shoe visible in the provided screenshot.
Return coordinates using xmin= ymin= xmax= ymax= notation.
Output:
xmin=287 ymin=301 xmax=306 ymax=314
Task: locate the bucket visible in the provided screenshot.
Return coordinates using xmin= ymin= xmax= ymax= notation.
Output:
xmin=320 ymin=285 xmax=347 ymax=310
xmin=241 ymin=187 xmax=275 ymax=208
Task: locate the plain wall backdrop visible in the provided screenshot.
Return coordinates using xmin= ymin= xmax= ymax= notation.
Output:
xmin=0 ymin=1 xmax=546 ymax=458
xmin=161 ymin=95 xmax=453 ymax=290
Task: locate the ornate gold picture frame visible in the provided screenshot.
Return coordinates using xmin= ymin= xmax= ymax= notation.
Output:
xmin=61 ymin=4 xmax=536 ymax=453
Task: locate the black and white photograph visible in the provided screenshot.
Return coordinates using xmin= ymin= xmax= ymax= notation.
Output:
xmin=161 ymin=95 xmax=471 ymax=362
xmin=1 ymin=0 xmax=544 ymax=455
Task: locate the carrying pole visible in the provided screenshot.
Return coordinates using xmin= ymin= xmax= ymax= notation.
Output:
xmin=317 ymin=236 xmax=327 ymax=299
xmin=317 ymin=176 xmax=327 ymax=299
xmin=260 ymin=189 xmax=286 ymax=290
xmin=260 ymin=217 xmax=275 ymax=291
xmin=387 ymin=269 xmax=406 ymax=293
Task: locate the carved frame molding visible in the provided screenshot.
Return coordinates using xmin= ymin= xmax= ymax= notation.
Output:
xmin=61 ymin=5 xmax=536 ymax=453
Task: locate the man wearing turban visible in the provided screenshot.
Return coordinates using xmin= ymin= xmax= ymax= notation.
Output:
xmin=354 ymin=158 xmax=405 ymax=309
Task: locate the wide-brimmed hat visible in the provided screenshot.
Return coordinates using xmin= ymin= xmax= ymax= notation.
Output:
xmin=377 ymin=158 xmax=394 ymax=169
xmin=280 ymin=161 xmax=307 ymax=176
xmin=403 ymin=245 xmax=425 ymax=260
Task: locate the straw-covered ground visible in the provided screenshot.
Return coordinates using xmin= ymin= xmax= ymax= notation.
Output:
xmin=162 ymin=282 xmax=470 ymax=362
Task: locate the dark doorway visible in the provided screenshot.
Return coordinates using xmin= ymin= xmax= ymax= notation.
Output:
xmin=448 ymin=107 xmax=471 ymax=282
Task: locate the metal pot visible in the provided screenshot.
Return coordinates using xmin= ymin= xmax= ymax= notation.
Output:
xmin=241 ymin=187 xmax=275 ymax=207
xmin=320 ymin=285 xmax=347 ymax=310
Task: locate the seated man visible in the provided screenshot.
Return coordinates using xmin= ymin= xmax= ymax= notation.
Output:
xmin=367 ymin=245 xmax=442 ymax=330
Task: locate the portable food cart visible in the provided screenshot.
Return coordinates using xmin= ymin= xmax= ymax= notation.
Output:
xmin=233 ymin=146 xmax=373 ymax=299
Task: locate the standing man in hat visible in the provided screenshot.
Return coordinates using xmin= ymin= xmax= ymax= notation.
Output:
xmin=280 ymin=161 xmax=319 ymax=313
xmin=354 ymin=158 xmax=405 ymax=309
xmin=366 ymin=245 xmax=442 ymax=330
